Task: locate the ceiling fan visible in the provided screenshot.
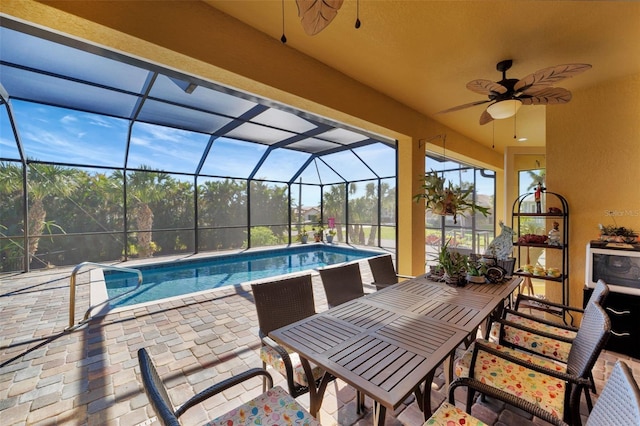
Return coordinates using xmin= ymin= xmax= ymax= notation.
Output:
xmin=438 ymin=59 xmax=592 ymax=125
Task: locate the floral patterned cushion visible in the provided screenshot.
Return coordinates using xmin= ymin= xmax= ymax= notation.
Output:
xmin=260 ymin=345 xmax=325 ymax=387
xmin=454 ymin=339 xmax=567 ymax=420
xmin=488 ymin=313 xmax=574 ymax=361
xmin=424 ymin=402 xmax=487 ymax=426
xmin=207 ymin=385 xmax=321 ymax=426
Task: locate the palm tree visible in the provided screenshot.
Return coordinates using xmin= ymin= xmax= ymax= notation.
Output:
xmin=525 ymin=169 xmax=546 ymax=191
xmin=2 ymin=163 xmax=77 ymax=266
xmin=198 ymin=178 xmax=247 ymax=250
xmin=348 ymin=182 xmax=360 ymax=241
xmin=0 ymin=162 xmax=25 ymax=269
xmin=364 ymin=182 xmax=379 ymax=245
xmin=124 ymin=167 xmax=169 ymax=258
xmin=322 ymin=184 xmax=346 ymax=241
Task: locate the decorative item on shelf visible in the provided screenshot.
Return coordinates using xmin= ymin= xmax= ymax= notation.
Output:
xmin=518 ymin=233 xmax=548 ymax=244
xmin=521 ymin=264 xmax=534 ymax=274
xmin=297 ymin=228 xmax=309 ymax=244
xmin=534 ymin=182 xmax=546 ymax=213
xmin=598 ymin=224 xmax=638 ymax=243
xmin=548 ymin=221 xmax=561 ymax=246
xmin=532 ymin=265 xmax=546 ymax=276
xmin=413 ymin=135 xmax=490 ymax=224
xmin=546 ymin=267 xmax=561 ymax=278
xmin=485 ymin=221 xmax=515 ymax=260
xmin=435 ymin=239 xmax=468 ymax=287
xmin=548 ymin=207 xmax=562 ymax=214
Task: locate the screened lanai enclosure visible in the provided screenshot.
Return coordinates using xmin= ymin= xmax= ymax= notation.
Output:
xmin=0 ymin=19 xmax=495 ymax=273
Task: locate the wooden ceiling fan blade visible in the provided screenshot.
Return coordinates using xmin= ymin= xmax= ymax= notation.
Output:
xmin=466 ymin=79 xmax=508 ymax=95
xmin=436 ymin=99 xmax=490 ymax=115
xmin=479 ymin=109 xmax=493 ymax=125
xmin=296 ymin=0 xmax=344 ymax=36
xmin=514 ymin=63 xmax=592 ymax=92
xmin=519 ymin=87 xmax=572 ymax=105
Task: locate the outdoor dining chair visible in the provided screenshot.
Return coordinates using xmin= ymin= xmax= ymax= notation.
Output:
xmin=426 ymin=360 xmax=640 ymax=426
xmin=317 ymin=261 xmax=367 ymax=411
xmin=137 ymin=347 xmax=321 ymax=426
xmin=454 ymin=301 xmax=611 ymax=425
xmin=488 ymin=279 xmax=609 ymax=402
xmin=251 ymin=274 xmax=332 ymax=399
xmin=318 ymin=262 xmax=365 ymax=308
xmin=367 ymin=254 xmax=414 ymax=290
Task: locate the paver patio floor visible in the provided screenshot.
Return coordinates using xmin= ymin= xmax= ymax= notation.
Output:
xmin=1 ymin=251 xmax=638 ymax=425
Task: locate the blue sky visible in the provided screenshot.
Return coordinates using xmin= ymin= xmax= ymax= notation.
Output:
xmin=2 ymin=99 xmax=496 ymax=207
xmin=3 ymin=100 xmax=396 ymax=186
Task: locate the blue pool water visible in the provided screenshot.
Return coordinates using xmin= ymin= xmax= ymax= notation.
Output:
xmin=104 ymin=245 xmax=382 ymax=308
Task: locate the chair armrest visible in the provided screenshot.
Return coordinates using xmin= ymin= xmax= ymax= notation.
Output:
xmin=495 ymin=317 xmax=575 ymax=345
xmin=515 ymin=294 xmax=585 ymax=315
xmin=502 ymin=308 xmax=579 ymax=333
xmin=175 ymin=368 xmax=273 ymax=418
xmin=448 ymin=377 xmax=570 ymax=426
xmin=260 ymin=330 xmax=301 ymax=394
xmin=472 ymin=339 xmax=589 ymax=385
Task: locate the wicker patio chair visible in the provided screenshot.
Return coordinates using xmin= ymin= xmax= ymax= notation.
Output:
xmin=514 ymin=278 xmax=608 ymax=322
xmin=367 ymin=254 xmax=414 ymax=290
xmin=428 ymin=360 xmax=639 ymax=426
xmin=317 ymin=261 xmax=367 ymax=411
xmin=251 ymin=274 xmax=332 ymax=399
xmin=454 ymin=301 xmax=611 ymax=425
xmin=488 ymin=280 xmax=609 ymax=401
xmin=137 ymin=348 xmax=320 ymax=426
xmin=318 ymin=262 xmax=365 ymax=308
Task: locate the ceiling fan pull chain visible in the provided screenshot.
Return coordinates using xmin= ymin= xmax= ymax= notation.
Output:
xmin=513 ymin=113 xmax=517 ymax=139
xmin=280 ymin=0 xmax=287 ymax=43
xmin=492 ymin=121 xmax=495 ymax=149
xmin=355 ymin=0 xmax=362 ymax=29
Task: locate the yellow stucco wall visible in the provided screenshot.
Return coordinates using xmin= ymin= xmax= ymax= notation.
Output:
xmin=546 ymin=73 xmax=640 ymax=308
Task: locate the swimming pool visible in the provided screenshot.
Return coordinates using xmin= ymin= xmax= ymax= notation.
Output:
xmin=100 ymin=245 xmax=383 ymax=309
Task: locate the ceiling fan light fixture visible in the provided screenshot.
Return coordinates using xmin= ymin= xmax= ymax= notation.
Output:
xmin=487 ymin=99 xmax=522 ymax=120
xmin=487 ymin=99 xmax=522 ymax=119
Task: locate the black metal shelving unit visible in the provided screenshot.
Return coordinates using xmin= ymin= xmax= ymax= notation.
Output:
xmin=512 ymin=191 xmax=570 ymax=320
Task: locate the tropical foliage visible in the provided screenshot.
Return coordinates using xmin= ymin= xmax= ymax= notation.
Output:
xmin=414 ymin=170 xmax=490 ymax=224
xmin=0 ymin=162 xmax=395 ymax=271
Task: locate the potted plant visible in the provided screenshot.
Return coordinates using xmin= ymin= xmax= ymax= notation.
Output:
xmin=297 ymin=228 xmax=309 ymax=244
xmin=413 ymin=170 xmax=490 ymax=224
xmin=326 ymin=227 xmax=336 ymax=243
xmin=599 ymin=224 xmax=638 ymax=243
xmin=312 ymin=225 xmax=324 ymax=242
xmin=435 ymin=239 xmax=468 ymax=286
xmin=466 ymin=260 xmax=487 ymax=283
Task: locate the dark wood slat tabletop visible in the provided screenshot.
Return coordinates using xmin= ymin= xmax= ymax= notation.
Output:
xmin=270 ymin=274 xmax=521 ymax=425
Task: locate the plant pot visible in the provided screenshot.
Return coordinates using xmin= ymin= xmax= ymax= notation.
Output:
xmin=300 ymin=235 xmax=308 ymax=244
xmin=466 ymin=274 xmax=486 ymax=284
xmin=326 ymin=235 xmax=334 ymax=243
xmin=444 ymin=272 xmax=463 ymax=286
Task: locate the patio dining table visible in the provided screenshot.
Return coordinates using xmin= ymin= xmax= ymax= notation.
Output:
xmin=269 ymin=274 xmax=522 ymax=425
